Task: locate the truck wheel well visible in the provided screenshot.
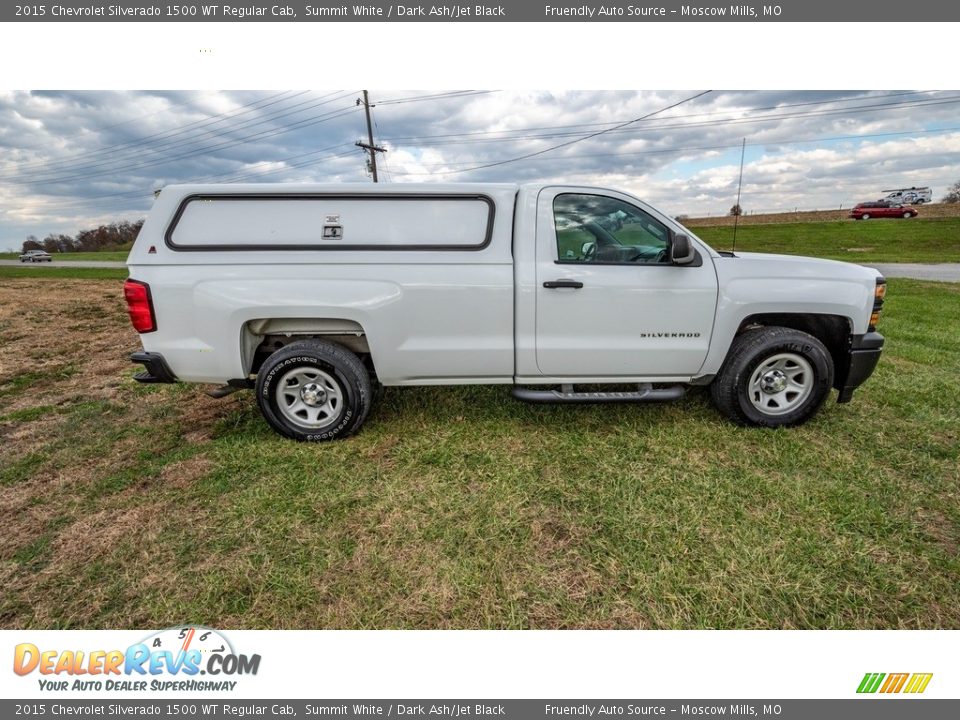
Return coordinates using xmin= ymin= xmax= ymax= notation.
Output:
xmin=242 ymin=319 xmax=377 ymax=380
xmin=736 ymin=313 xmax=852 ymax=389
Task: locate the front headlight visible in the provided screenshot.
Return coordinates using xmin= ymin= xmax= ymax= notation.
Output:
xmin=869 ymin=278 xmax=886 ymax=332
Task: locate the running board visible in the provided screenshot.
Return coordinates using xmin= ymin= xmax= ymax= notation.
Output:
xmin=511 ymin=384 xmax=685 ymax=404
xmin=205 ymin=384 xmax=241 ymax=399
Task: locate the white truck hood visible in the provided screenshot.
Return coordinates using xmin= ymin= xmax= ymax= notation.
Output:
xmin=728 ymin=251 xmax=884 ymax=282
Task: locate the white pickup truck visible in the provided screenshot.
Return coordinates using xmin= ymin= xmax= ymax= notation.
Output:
xmin=124 ymin=183 xmax=886 ymax=441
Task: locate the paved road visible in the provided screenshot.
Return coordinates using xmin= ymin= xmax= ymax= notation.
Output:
xmin=862 ymin=263 xmax=960 ymax=282
xmin=1 ymin=259 xmax=126 ymax=268
xmin=4 ymin=259 xmax=960 ymax=281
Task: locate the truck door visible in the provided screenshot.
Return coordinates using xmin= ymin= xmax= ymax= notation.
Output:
xmin=534 ymin=188 xmax=718 ymax=378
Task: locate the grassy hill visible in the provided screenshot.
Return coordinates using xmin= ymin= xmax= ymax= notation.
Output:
xmin=687 ymin=217 xmax=960 ymax=263
xmin=684 ymin=202 xmax=960 ymax=227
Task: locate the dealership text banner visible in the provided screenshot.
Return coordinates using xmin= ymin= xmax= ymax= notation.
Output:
xmin=6 ymin=0 xmax=960 ymax=22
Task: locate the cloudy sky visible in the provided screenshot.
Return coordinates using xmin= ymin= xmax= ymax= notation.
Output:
xmin=2 ymin=89 xmax=960 ymax=250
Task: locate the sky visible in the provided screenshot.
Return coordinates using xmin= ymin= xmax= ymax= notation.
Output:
xmin=1 ymin=89 xmax=959 ymax=251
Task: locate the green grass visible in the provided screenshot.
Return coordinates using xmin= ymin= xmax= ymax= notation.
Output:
xmin=0 ymin=365 xmax=79 ymax=399
xmin=1 ymin=277 xmax=958 ymax=629
xmin=0 ymin=266 xmax=127 ymax=280
xmin=0 ymin=250 xmax=129 ymax=262
xmin=689 ymin=217 xmax=960 ymax=263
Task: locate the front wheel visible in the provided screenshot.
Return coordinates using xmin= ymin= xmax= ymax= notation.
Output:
xmin=902 ymin=212 xmax=913 ymax=218
xmin=710 ymin=327 xmax=834 ymax=428
xmin=861 ymin=213 xmax=871 ymax=220
xmin=255 ymin=339 xmax=372 ymax=441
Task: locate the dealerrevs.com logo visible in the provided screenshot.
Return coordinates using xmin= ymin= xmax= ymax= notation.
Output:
xmin=13 ymin=626 xmax=261 ymax=693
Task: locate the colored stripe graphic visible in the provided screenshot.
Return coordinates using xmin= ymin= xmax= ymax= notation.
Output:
xmin=904 ymin=673 xmax=934 ymax=694
xmin=880 ymin=673 xmax=909 ymax=693
xmin=857 ymin=673 xmax=885 ymax=693
xmin=857 ymin=672 xmax=932 ymax=694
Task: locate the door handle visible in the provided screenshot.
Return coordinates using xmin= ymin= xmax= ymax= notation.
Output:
xmin=543 ymin=279 xmax=584 ymax=289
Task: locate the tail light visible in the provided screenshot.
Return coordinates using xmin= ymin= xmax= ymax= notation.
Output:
xmin=123 ymin=279 xmax=157 ymax=333
xmin=869 ymin=277 xmax=886 ymax=332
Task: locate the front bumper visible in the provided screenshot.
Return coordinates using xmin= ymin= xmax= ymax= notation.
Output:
xmin=130 ymin=351 xmax=177 ymax=384
xmin=835 ymin=332 xmax=884 ymax=403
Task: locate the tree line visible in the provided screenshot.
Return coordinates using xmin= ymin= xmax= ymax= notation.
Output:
xmin=21 ymin=219 xmax=144 ymax=254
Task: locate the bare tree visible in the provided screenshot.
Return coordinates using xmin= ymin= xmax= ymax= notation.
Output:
xmin=942 ymin=180 xmax=960 ymax=204
xmin=729 ymin=204 xmax=743 ymax=217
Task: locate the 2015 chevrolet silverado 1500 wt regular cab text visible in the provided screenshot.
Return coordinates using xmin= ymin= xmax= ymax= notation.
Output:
xmin=124 ymin=183 xmax=886 ymax=441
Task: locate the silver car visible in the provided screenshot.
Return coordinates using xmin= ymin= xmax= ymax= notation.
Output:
xmin=19 ymin=250 xmax=52 ymax=262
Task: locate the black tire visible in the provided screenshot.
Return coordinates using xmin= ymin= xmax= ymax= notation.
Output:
xmin=255 ymin=339 xmax=372 ymax=441
xmin=710 ymin=327 xmax=834 ymax=428
xmin=861 ymin=213 xmax=871 ymax=220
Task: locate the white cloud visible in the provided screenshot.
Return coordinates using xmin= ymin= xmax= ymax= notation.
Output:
xmin=2 ymin=89 xmax=960 ymax=249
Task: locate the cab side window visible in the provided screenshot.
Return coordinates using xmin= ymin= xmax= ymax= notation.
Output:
xmin=553 ymin=193 xmax=671 ymax=264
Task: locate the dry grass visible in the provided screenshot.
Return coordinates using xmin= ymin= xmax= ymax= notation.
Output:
xmin=1 ymin=277 xmax=958 ymax=629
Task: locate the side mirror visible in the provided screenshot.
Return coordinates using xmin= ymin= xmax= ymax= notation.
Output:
xmin=670 ymin=233 xmax=696 ymax=265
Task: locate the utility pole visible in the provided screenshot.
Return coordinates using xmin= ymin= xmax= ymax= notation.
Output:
xmin=356 ymin=90 xmax=387 ymax=182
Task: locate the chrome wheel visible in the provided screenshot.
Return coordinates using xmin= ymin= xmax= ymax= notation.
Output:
xmin=748 ymin=352 xmax=814 ymax=416
xmin=275 ymin=367 xmax=343 ymax=429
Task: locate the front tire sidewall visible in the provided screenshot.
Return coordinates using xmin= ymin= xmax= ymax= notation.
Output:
xmin=257 ymin=349 xmax=366 ymax=441
xmin=714 ymin=330 xmax=834 ymax=428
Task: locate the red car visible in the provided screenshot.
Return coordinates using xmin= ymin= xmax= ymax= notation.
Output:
xmin=849 ymin=201 xmax=918 ymax=220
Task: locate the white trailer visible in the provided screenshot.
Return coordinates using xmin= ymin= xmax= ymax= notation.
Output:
xmin=882 ymin=187 xmax=932 ymax=204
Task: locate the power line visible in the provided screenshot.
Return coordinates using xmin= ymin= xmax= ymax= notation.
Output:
xmin=376 ymin=90 xmax=497 ymax=105
xmin=8 ymin=143 xmax=361 ymax=210
xmin=383 ymin=90 xmax=936 ymax=143
xmin=4 ymin=91 xmax=207 ymax=151
xmin=35 ymin=121 xmax=960 ymax=210
xmin=395 ymin=90 xmax=713 ymax=176
xmin=391 ymin=125 xmax=960 ymax=173
xmin=0 ymin=91 xmax=354 ymax=182
xmin=2 ymin=88 xmax=497 ymax=186
xmin=5 ymin=104 xmax=361 ymax=187
xmin=387 ymin=93 xmax=960 ymax=148
xmin=1 ymin=90 xmax=305 ymax=177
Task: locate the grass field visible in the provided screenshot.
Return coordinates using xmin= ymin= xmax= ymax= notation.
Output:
xmin=684 ymin=202 xmax=960 ymax=227
xmin=0 ymin=250 xmax=130 ymax=262
xmin=688 ymin=217 xmax=960 ymax=263
xmin=0 ymin=276 xmax=957 ymax=629
xmin=0 ymin=266 xmax=126 ymax=281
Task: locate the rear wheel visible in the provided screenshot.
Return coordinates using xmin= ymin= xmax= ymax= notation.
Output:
xmin=710 ymin=327 xmax=834 ymax=428
xmin=255 ymin=339 xmax=372 ymax=441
